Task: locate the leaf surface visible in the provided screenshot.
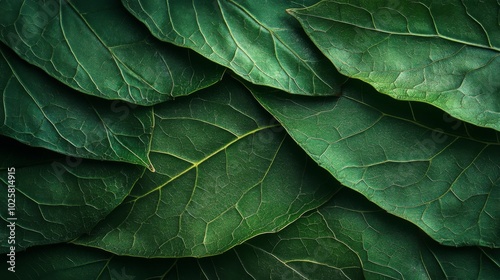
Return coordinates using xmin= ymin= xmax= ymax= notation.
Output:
xmin=289 ymin=0 xmax=500 ymax=131
xmin=7 ymin=189 xmax=500 ymax=279
xmin=0 ymin=0 xmax=223 ymax=105
xmin=0 ymin=136 xmax=144 ymax=252
xmin=0 ymin=43 xmax=154 ymax=168
xmin=74 ymin=78 xmax=338 ymax=257
xmin=253 ymin=79 xmax=500 ymax=248
xmin=243 ymin=188 xmax=500 ymax=279
xmin=121 ymin=0 xmax=346 ymax=96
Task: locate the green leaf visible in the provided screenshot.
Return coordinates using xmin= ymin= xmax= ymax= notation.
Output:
xmin=0 ymin=136 xmax=145 ymax=252
xmin=7 ymin=189 xmax=500 ymax=279
xmin=2 ymin=244 xmax=174 ymax=279
xmin=244 ymin=188 xmax=500 ymax=279
xmin=0 ymin=43 xmax=154 ymax=168
xmin=121 ymin=0 xmax=346 ymax=96
xmin=0 ymin=0 xmax=223 ymax=105
xmin=252 ymin=79 xmax=500 ymax=248
xmin=74 ymin=77 xmax=338 ymax=258
xmin=288 ymin=0 xmax=500 ymax=131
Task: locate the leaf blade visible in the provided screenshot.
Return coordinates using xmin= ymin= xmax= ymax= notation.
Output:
xmin=8 ymin=189 xmax=500 ymax=279
xmin=289 ymin=0 xmax=500 ymax=131
xmin=0 ymin=0 xmax=224 ymax=105
xmin=0 ymin=136 xmax=145 ymax=252
xmin=121 ymin=0 xmax=346 ymax=96
xmin=74 ymin=78 xmax=338 ymax=257
xmin=0 ymin=43 xmax=154 ymax=168
xmin=252 ymin=79 xmax=500 ymax=248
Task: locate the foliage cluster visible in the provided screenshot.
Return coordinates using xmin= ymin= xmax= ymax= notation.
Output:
xmin=1 ymin=0 xmax=499 ymax=279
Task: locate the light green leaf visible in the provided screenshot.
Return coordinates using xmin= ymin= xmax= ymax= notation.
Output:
xmin=288 ymin=0 xmax=500 ymax=131
xmin=0 ymin=43 xmax=154 ymax=169
xmin=74 ymin=78 xmax=338 ymax=258
xmin=252 ymin=79 xmax=500 ymax=248
xmin=121 ymin=0 xmax=346 ymax=96
xmin=0 ymin=136 xmax=145 ymax=253
xmin=0 ymin=0 xmax=223 ymax=105
xmin=7 ymin=189 xmax=500 ymax=279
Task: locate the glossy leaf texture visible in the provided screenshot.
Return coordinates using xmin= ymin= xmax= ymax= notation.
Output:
xmin=289 ymin=0 xmax=500 ymax=131
xmin=0 ymin=136 xmax=145 ymax=253
xmin=6 ymin=189 xmax=500 ymax=279
xmin=0 ymin=0 xmax=224 ymax=105
xmin=121 ymin=0 xmax=346 ymax=96
xmin=253 ymin=79 xmax=500 ymax=248
xmin=74 ymin=78 xmax=338 ymax=258
xmin=0 ymin=43 xmax=155 ymax=169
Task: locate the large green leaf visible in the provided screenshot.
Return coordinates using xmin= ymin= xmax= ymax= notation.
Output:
xmin=244 ymin=188 xmax=500 ymax=279
xmin=0 ymin=43 xmax=154 ymax=169
xmin=0 ymin=0 xmax=223 ymax=105
xmin=6 ymin=189 xmax=500 ymax=279
xmin=121 ymin=0 xmax=346 ymax=96
xmin=252 ymin=79 xmax=500 ymax=248
xmin=288 ymin=0 xmax=500 ymax=131
xmin=74 ymin=78 xmax=337 ymax=258
xmin=0 ymin=136 xmax=145 ymax=253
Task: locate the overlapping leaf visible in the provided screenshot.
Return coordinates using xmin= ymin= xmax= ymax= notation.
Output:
xmin=289 ymin=0 xmax=500 ymax=131
xmin=0 ymin=43 xmax=154 ymax=168
xmin=0 ymin=0 xmax=224 ymax=105
xmin=0 ymin=0 xmax=498 ymax=277
xmin=0 ymin=136 xmax=145 ymax=253
xmin=253 ymin=79 xmax=500 ymax=248
xmin=244 ymin=188 xmax=500 ymax=279
xmin=75 ymin=78 xmax=337 ymax=257
xmin=6 ymin=189 xmax=500 ymax=279
xmin=122 ymin=0 xmax=346 ymax=96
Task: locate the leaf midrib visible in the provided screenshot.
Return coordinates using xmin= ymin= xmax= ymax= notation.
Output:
xmin=130 ymin=123 xmax=281 ymax=201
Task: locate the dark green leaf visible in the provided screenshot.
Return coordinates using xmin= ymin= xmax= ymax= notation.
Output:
xmin=289 ymin=0 xmax=500 ymax=131
xmin=252 ymin=79 xmax=500 ymax=248
xmin=244 ymin=188 xmax=500 ymax=279
xmin=6 ymin=189 xmax=500 ymax=279
xmin=121 ymin=0 xmax=346 ymax=96
xmin=74 ymin=78 xmax=338 ymax=257
xmin=0 ymin=137 xmax=144 ymax=252
xmin=0 ymin=43 xmax=154 ymax=168
xmin=0 ymin=0 xmax=224 ymax=105
xmin=2 ymin=244 xmax=173 ymax=279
